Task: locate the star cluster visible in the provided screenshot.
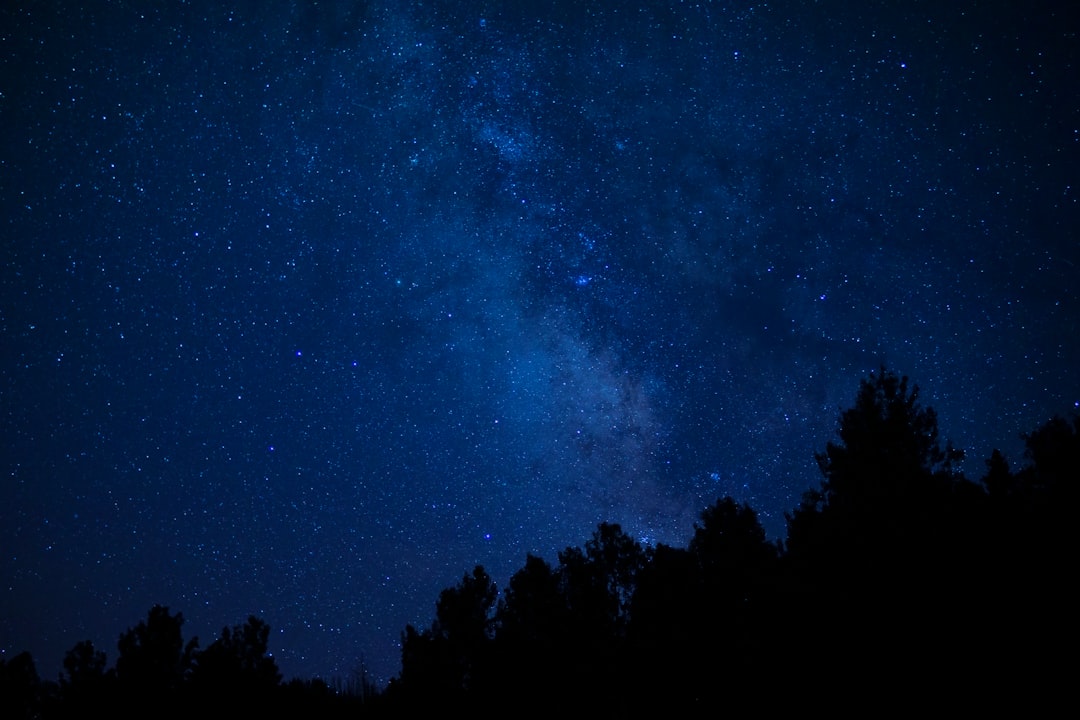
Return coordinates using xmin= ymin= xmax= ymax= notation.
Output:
xmin=2 ymin=1 xmax=1078 ymax=685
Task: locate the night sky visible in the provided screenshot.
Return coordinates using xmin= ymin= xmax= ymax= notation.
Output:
xmin=3 ymin=0 xmax=1078 ymax=686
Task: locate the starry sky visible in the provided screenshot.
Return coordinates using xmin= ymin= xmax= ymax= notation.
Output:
xmin=3 ymin=0 xmax=1078 ymax=686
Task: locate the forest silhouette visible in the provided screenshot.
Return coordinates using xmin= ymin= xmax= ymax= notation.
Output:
xmin=2 ymin=367 xmax=1073 ymax=716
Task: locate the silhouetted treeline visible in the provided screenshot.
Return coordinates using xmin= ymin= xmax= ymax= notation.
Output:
xmin=0 ymin=607 xmax=379 ymax=719
xmin=3 ymin=367 xmax=1074 ymax=716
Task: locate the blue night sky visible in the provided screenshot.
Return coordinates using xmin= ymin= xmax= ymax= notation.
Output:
xmin=3 ymin=0 xmax=1078 ymax=686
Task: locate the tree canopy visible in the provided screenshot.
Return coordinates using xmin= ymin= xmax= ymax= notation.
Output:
xmin=4 ymin=366 xmax=1073 ymax=717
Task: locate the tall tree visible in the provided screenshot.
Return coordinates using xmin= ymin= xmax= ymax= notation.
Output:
xmin=785 ymin=366 xmax=965 ymax=562
xmin=814 ymin=366 xmax=963 ymax=506
xmin=558 ymin=522 xmax=647 ymax=638
xmin=555 ymin=523 xmax=647 ymax=708
xmin=490 ymin=553 xmax=567 ymax=702
xmin=495 ymin=554 xmax=566 ymax=650
xmin=0 ymin=651 xmax=41 ymax=720
xmin=980 ymin=447 xmax=1016 ymax=499
xmin=114 ymin=605 xmax=197 ymax=705
xmin=1019 ymin=413 xmax=1079 ymax=508
xmin=630 ymin=498 xmax=779 ymax=704
xmin=189 ymin=616 xmax=281 ymax=703
xmin=395 ymin=565 xmax=496 ymax=707
xmin=689 ymin=496 xmax=777 ymax=579
xmin=782 ymin=368 xmax=980 ymax=692
xmin=626 ymin=542 xmax=700 ymax=704
xmin=688 ymin=496 xmax=778 ymax=640
xmin=60 ymin=640 xmax=112 ymax=711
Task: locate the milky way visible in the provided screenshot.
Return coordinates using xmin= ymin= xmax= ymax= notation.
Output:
xmin=3 ymin=1 xmax=1078 ymax=684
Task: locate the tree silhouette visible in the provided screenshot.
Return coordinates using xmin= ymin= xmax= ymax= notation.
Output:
xmin=113 ymin=605 xmax=197 ymax=714
xmin=688 ymin=497 xmax=778 ymax=642
xmin=553 ymin=523 xmax=647 ymax=708
xmin=689 ymin=496 xmax=778 ymax=579
xmin=626 ymin=498 xmax=779 ymax=708
xmin=558 ymin=522 xmax=646 ymax=640
xmin=394 ymin=565 xmax=496 ymax=708
xmin=987 ymin=414 xmax=1078 ymax=691
xmin=814 ymin=366 xmax=961 ymax=504
xmin=780 ymin=367 xmax=998 ymax=699
xmin=785 ymin=366 xmax=967 ymax=562
xmin=62 ymin=640 xmax=107 ymax=686
xmin=626 ymin=541 xmax=701 ymax=706
xmin=0 ymin=651 xmax=42 ymax=720
xmin=8 ymin=368 xmax=1074 ymax=714
xmin=59 ymin=640 xmax=112 ymax=713
xmin=496 ymin=554 xmax=565 ymax=645
xmin=981 ymin=447 xmax=1016 ymax=499
xmin=490 ymin=553 xmax=568 ymax=702
xmin=1019 ymin=413 xmax=1079 ymax=509
xmin=189 ymin=616 xmax=281 ymax=709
